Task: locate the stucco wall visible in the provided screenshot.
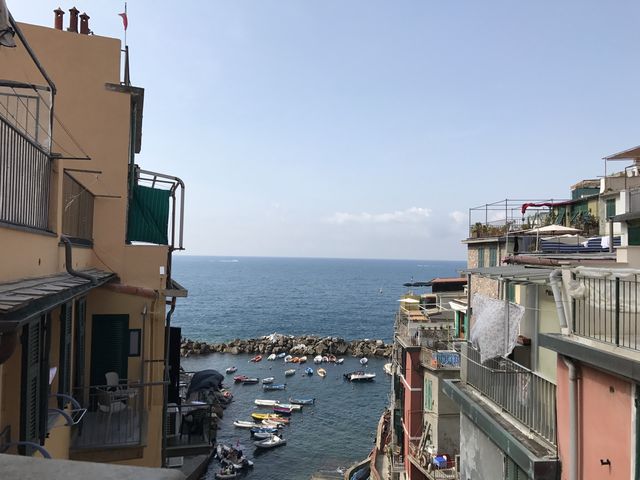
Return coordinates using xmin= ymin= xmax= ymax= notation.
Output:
xmin=556 ymin=359 xmax=633 ymax=480
xmin=459 ymin=413 xmax=505 ymax=480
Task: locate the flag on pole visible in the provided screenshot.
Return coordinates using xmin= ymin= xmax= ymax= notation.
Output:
xmin=118 ymin=11 xmax=128 ymax=30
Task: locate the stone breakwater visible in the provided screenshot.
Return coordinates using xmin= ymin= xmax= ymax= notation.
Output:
xmin=181 ymin=333 xmax=393 ymax=358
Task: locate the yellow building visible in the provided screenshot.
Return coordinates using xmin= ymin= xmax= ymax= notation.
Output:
xmin=0 ymin=9 xmax=190 ymax=470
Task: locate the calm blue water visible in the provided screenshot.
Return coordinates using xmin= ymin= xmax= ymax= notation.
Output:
xmin=172 ymin=256 xmax=465 ymax=479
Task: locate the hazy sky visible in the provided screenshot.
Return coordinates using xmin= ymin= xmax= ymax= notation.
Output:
xmin=10 ymin=1 xmax=640 ymax=260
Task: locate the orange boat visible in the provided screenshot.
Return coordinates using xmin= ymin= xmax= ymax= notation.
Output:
xmin=250 ymin=355 xmax=263 ymax=362
xmin=291 ymin=357 xmax=300 ymax=363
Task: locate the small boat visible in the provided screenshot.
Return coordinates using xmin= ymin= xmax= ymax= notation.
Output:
xmin=254 ymin=434 xmax=287 ymax=449
xmin=289 ymin=397 xmax=315 ymax=405
xmin=250 ymin=355 xmax=263 ymax=363
xmin=215 ymin=467 xmax=237 ymax=480
xmin=305 ymin=367 xmax=314 ymax=376
xmin=262 ymin=377 xmax=275 ymax=384
xmin=322 ymin=356 xmax=329 ymax=362
xmin=262 ymin=419 xmax=285 ymax=428
xmin=344 ymin=371 xmax=376 ymax=381
xmin=284 ymin=369 xmax=296 ymax=377
xmin=252 ymin=412 xmax=290 ymax=424
xmin=291 ymin=357 xmax=300 ymax=364
xmin=284 ymin=355 xmax=293 ymax=363
xmin=242 ymin=377 xmax=259 ymax=385
xmin=328 ymin=355 xmax=337 ymax=362
xmin=317 ymin=368 xmax=327 ymax=378
xmin=277 ymin=352 xmax=286 ymax=358
xmin=384 ymin=363 xmax=393 ymax=375
xmin=299 ymin=356 xmax=308 ymax=363
xmin=267 ymin=353 xmax=276 ymax=361
xmin=273 ymin=405 xmax=293 ymax=415
xmin=233 ymin=420 xmax=257 ymax=429
xmin=255 ymin=399 xmax=279 ymax=407
xmin=226 ymin=366 xmax=238 ymax=374
xmin=360 ymin=357 xmax=368 ymax=365
xmin=234 ymin=375 xmax=248 ymax=383
xmin=336 ymin=358 xmax=344 ymax=365
xmin=313 ymin=355 xmax=323 ymax=364
xmin=251 ymin=426 xmax=280 ymax=437
xmin=216 ymin=444 xmax=254 ymax=470
xmin=263 ymin=383 xmax=286 ymax=391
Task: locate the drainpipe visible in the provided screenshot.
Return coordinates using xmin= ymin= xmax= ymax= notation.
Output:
xmin=60 ymin=235 xmax=97 ymax=284
xmin=161 ymin=296 xmax=177 ymax=468
xmin=549 ymin=269 xmax=569 ymax=332
xmin=563 ymin=357 xmax=579 ymax=480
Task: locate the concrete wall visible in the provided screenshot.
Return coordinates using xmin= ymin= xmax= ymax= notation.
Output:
xmin=556 ymin=360 xmax=633 ymax=480
xmin=459 ymin=413 xmax=505 ymax=480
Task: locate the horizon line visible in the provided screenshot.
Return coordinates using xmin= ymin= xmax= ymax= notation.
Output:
xmin=173 ymin=253 xmax=467 ymax=263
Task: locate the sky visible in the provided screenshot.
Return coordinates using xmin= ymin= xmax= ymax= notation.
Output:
xmin=9 ymin=1 xmax=640 ymax=260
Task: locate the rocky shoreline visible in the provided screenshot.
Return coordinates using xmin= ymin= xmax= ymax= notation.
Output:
xmin=181 ymin=333 xmax=393 ymax=358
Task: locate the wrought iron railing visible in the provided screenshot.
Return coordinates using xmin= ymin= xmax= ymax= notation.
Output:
xmin=0 ymin=115 xmax=50 ymax=230
xmin=465 ymin=345 xmax=556 ymax=445
xmin=573 ymin=275 xmax=640 ymax=351
xmin=62 ymin=173 xmax=94 ymax=242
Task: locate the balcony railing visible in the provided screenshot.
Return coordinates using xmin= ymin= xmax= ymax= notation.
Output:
xmin=0 ymin=114 xmax=50 ymax=231
xmin=62 ymin=173 xmax=94 ymax=243
xmin=465 ymin=345 xmax=556 ymax=445
xmin=408 ymin=440 xmax=458 ymax=480
xmin=71 ymin=383 xmax=150 ymax=449
xmin=573 ymin=274 xmax=640 ymax=351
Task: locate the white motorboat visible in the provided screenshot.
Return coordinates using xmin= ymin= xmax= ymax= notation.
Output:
xmin=262 ymin=377 xmax=275 ymax=384
xmin=267 ymin=353 xmax=276 ymax=360
xmin=313 ymin=355 xmax=323 ymax=364
xmin=233 ymin=420 xmax=257 ymax=428
xmin=255 ymin=399 xmax=279 ymax=407
xmin=336 ymin=358 xmax=344 ymax=364
xmin=344 ymin=371 xmax=376 ymax=381
xmin=254 ymin=434 xmax=287 ymax=449
xmin=276 ymin=402 xmax=302 ymax=411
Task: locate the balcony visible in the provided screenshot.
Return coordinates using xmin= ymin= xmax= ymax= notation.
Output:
xmin=126 ymin=166 xmax=184 ymax=250
xmin=465 ymin=344 xmax=556 ymax=445
xmin=407 ymin=440 xmax=458 ymax=479
xmin=0 ymin=113 xmax=51 ymax=231
xmin=573 ymin=273 xmax=640 ymax=351
xmin=62 ymin=173 xmax=94 ymax=244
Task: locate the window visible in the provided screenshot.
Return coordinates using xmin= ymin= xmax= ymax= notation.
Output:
xmin=489 ymin=246 xmax=497 ymax=267
xmin=606 ymin=199 xmax=616 ymax=219
xmin=424 ymin=378 xmax=433 ymax=411
xmin=477 ymin=247 xmax=485 ymax=268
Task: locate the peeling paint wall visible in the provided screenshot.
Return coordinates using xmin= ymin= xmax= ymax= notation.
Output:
xmin=459 ymin=413 xmax=505 ymax=480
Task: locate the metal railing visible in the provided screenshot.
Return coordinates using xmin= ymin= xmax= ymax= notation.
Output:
xmin=573 ymin=275 xmax=640 ymax=351
xmin=0 ymin=114 xmax=50 ymax=230
xmin=71 ymin=383 xmax=150 ymax=449
xmin=62 ymin=173 xmax=94 ymax=242
xmin=465 ymin=345 xmax=556 ymax=445
xmin=408 ymin=440 xmax=458 ymax=480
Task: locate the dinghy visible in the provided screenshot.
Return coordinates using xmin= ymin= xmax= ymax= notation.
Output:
xmin=226 ymin=366 xmax=237 ymax=374
xmin=284 ymin=369 xmax=296 ymax=376
xmin=250 ymin=355 xmax=262 ymax=363
xmin=277 ymin=352 xmax=287 ymax=358
xmin=299 ymin=356 xmax=308 ymax=363
xmin=322 ymin=356 xmax=329 ymax=362
xmin=233 ymin=420 xmax=257 ymax=428
xmin=263 ymin=383 xmax=286 ymax=391
xmin=284 ymin=355 xmax=293 ymax=363
xmin=267 ymin=353 xmax=276 ymax=361
xmin=289 ymin=397 xmax=315 ymax=405
xmin=336 ymin=358 xmax=344 ymax=364
xmin=360 ymin=357 xmax=368 ymax=365
xmin=313 ymin=355 xmax=323 ymax=364
xmin=254 ymin=399 xmax=279 ymax=407
xmin=262 ymin=377 xmax=275 ymax=384
xmin=305 ymin=367 xmax=314 ymax=376
xmin=276 ymin=402 xmax=302 ymax=411
xmin=273 ymin=405 xmax=293 ymax=415
xmin=242 ymin=377 xmax=259 ymax=385
xmin=317 ymin=368 xmax=327 ymax=378
xmin=254 ymin=434 xmax=287 ymax=449
xmin=234 ymin=375 xmax=248 ymax=383
xmin=344 ymin=371 xmax=376 ymax=381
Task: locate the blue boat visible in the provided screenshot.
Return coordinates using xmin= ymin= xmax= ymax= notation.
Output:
xmin=262 ymin=383 xmax=286 ymax=391
xmin=305 ymin=367 xmax=314 ymax=376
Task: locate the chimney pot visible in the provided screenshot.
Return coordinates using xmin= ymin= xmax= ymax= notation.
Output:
xmin=54 ymin=8 xmax=64 ymax=30
xmin=79 ymin=13 xmax=90 ymax=35
xmin=68 ymin=7 xmax=79 ymax=33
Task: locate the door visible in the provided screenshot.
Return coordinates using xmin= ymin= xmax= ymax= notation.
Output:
xmin=90 ymin=314 xmax=129 ymax=387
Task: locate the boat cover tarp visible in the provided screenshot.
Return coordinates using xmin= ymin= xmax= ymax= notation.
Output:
xmin=187 ymin=369 xmax=224 ymax=397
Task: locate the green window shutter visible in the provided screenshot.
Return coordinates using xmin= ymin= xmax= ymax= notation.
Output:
xmin=606 ymin=199 xmax=616 ymax=219
xmin=424 ymin=379 xmax=433 ymax=411
xmin=58 ymin=303 xmax=72 ymax=406
xmin=629 ymin=222 xmax=640 ymax=246
xmin=74 ymin=298 xmax=86 ymax=396
xmin=21 ymin=318 xmax=42 ymax=450
xmin=478 ymin=247 xmax=485 ymax=268
xmin=126 ymin=184 xmax=170 ymax=245
xmin=507 ymin=283 xmax=516 ymax=302
xmin=489 ymin=247 xmax=497 ymax=267
xmin=90 ymin=315 xmax=129 ymax=386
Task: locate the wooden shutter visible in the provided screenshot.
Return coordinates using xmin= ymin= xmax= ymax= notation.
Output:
xmin=58 ymin=302 xmax=72 ymax=405
xmin=90 ymin=315 xmax=129 ymax=386
xmin=74 ymin=298 xmax=86 ymax=397
xmin=20 ymin=317 xmax=43 ymax=451
xmin=478 ymin=247 xmax=485 ymax=268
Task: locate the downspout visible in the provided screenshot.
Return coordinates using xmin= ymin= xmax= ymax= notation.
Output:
xmin=549 ymin=269 xmax=568 ymax=331
xmin=161 ymin=296 xmax=176 ymax=468
xmin=60 ymin=235 xmax=97 ymax=284
xmin=563 ymin=357 xmax=579 ymax=480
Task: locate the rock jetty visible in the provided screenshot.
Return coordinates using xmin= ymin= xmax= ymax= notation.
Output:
xmin=181 ymin=333 xmax=392 ymax=358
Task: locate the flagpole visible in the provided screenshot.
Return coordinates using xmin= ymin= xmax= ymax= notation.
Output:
xmin=124 ymin=2 xmax=127 ymax=47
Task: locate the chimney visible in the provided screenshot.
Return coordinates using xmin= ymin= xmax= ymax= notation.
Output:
xmin=54 ymin=7 xmax=64 ymax=30
xmin=68 ymin=7 xmax=79 ymax=33
xmin=79 ymin=12 xmax=90 ymax=35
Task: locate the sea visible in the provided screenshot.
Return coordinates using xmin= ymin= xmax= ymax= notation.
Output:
xmin=172 ymin=256 xmax=466 ymax=480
